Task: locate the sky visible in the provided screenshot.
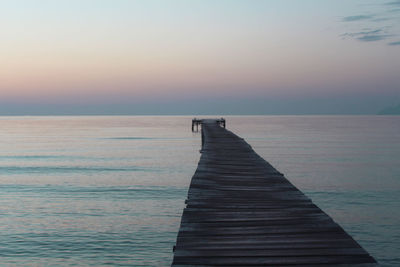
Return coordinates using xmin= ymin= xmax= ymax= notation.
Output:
xmin=0 ymin=0 xmax=399 ymax=115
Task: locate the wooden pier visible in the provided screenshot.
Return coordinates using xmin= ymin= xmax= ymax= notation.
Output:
xmin=172 ymin=119 xmax=377 ymax=266
xmin=192 ymin=118 xmax=225 ymax=132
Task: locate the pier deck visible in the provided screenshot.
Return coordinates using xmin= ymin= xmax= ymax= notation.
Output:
xmin=172 ymin=119 xmax=376 ymax=266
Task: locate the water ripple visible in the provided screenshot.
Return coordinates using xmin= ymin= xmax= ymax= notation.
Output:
xmin=0 ymin=166 xmax=159 ymax=174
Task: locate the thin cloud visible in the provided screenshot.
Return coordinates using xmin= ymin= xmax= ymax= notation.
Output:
xmin=357 ymin=34 xmax=392 ymax=42
xmin=387 ymin=8 xmax=400 ymax=13
xmin=340 ymin=1 xmax=400 ymax=46
xmin=385 ymin=0 xmax=400 ymax=6
xmin=341 ymin=29 xmax=382 ymax=37
xmin=356 ymin=29 xmax=383 ymax=35
xmin=372 ymin=17 xmax=391 ymax=22
xmin=343 ymin=15 xmax=374 ymax=22
xmin=341 ymin=29 xmax=393 ymax=42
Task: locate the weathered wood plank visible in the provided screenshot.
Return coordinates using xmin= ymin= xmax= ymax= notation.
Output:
xmin=173 ymin=255 xmax=376 ymax=265
xmin=172 ymin=119 xmax=376 ymax=266
xmin=174 ymin=247 xmax=370 ymax=257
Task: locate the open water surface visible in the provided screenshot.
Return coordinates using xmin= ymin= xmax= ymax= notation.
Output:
xmin=0 ymin=116 xmax=399 ymax=266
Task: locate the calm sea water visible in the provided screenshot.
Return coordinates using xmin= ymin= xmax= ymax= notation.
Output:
xmin=0 ymin=116 xmax=399 ymax=266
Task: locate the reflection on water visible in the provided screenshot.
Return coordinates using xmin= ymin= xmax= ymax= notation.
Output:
xmin=0 ymin=116 xmax=399 ymax=266
xmin=1 ymin=184 xmax=187 ymax=266
xmin=0 ymin=116 xmax=199 ymax=266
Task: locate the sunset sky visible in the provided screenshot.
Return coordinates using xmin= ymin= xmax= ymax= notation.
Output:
xmin=1 ymin=0 xmax=399 ymax=114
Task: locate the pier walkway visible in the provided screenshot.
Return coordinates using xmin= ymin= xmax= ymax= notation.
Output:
xmin=172 ymin=119 xmax=376 ymax=266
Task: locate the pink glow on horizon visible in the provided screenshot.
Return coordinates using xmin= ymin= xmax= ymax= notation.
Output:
xmin=1 ymin=0 xmax=399 ymax=108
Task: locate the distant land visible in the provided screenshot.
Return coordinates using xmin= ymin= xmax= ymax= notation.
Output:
xmin=378 ymin=104 xmax=400 ymax=115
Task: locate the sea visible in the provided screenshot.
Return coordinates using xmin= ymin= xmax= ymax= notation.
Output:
xmin=0 ymin=116 xmax=399 ymax=266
